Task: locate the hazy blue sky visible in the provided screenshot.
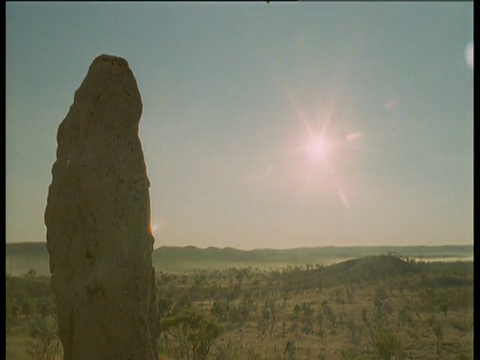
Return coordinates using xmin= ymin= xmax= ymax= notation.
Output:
xmin=6 ymin=2 xmax=473 ymax=249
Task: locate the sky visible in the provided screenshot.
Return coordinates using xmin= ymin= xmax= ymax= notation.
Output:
xmin=6 ymin=2 xmax=473 ymax=250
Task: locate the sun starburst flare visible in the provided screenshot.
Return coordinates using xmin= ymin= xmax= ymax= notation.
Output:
xmin=295 ymin=106 xmax=364 ymax=210
xmin=307 ymin=135 xmax=330 ymax=162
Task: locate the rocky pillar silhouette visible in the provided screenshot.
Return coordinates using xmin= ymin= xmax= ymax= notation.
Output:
xmin=45 ymin=54 xmax=159 ymax=359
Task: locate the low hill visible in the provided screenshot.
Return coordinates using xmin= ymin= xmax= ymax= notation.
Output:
xmin=5 ymin=242 xmax=473 ymax=276
xmin=312 ymin=254 xmax=422 ymax=286
xmin=322 ymin=254 xmax=420 ymax=276
xmin=276 ymin=254 xmax=424 ymax=291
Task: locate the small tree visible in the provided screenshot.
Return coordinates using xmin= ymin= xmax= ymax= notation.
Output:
xmin=172 ymin=294 xmax=192 ymax=315
xmin=211 ymin=299 xmax=230 ymax=322
xmin=158 ymin=297 xmax=173 ymax=317
xmin=6 ymin=292 xmax=17 ymax=333
xmin=24 ymin=268 xmax=37 ymax=278
xmin=265 ymin=297 xmax=277 ymax=335
xmin=27 ymin=314 xmax=61 ymax=359
xmin=316 ymin=313 xmax=324 ymax=333
xmin=161 ymin=308 xmax=222 ymax=360
xmin=374 ymin=327 xmax=402 ymax=360
xmin=432 ymin=324 xmax=443 ymax=355
xmin=362 ymin=308 xmax=368 ymax=324
xmin=398 ymin=306 xmax=409 ymax=327
xmin=294 ymin=303 xmax=301 ymax=316
xmin=301 ymin=302 xmax=314 ymax=326
xmin=257 ymin=301 xmax=272 ymax=334
xmin=347 ymin=316 xmax=361 ymax=346
xmin=21 ymin=297 xmax=35 ymax=319
xmin=440 ymin=304 xmax=448 ymax=320
xmin=284 ymin=339 xmax=296 ymax=360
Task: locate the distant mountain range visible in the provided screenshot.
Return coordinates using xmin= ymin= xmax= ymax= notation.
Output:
xmin=5 ymin=242 xmax=473 ymax=276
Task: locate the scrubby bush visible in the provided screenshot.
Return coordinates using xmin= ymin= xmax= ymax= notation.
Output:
xmin=373 ymin=327 xmax=403 ymax=360
xmin=161 ymin=308 xmax=222 ymax=360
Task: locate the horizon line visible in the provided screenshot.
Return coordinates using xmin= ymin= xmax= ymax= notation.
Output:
xmin=5 ymin=240 xmax=474 ymax=252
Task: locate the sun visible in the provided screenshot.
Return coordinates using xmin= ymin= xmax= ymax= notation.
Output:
xmin=307 ymin=135 xmax=329 ymax=162
xmin=288 ymin=91 xmax=364 ymax=210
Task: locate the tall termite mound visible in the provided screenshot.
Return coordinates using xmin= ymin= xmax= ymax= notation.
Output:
xmin=45 ymin=54 xmax=159 ymax=359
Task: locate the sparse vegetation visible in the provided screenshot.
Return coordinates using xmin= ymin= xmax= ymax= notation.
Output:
xmin=6 ymin=253 xmax=473 ymax=359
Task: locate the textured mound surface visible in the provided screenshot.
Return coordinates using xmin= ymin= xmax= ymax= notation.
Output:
xmin=45 ymin=54 xmax=159 ymax=359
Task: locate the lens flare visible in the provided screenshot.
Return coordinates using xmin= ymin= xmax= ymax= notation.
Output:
xmin=307 ymin=135 xmax=329 ymax=161
xmin=338 ymin=188 xmax=349 ymax=209
xmin=346 ymin=132 xmax=362 ymax=142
